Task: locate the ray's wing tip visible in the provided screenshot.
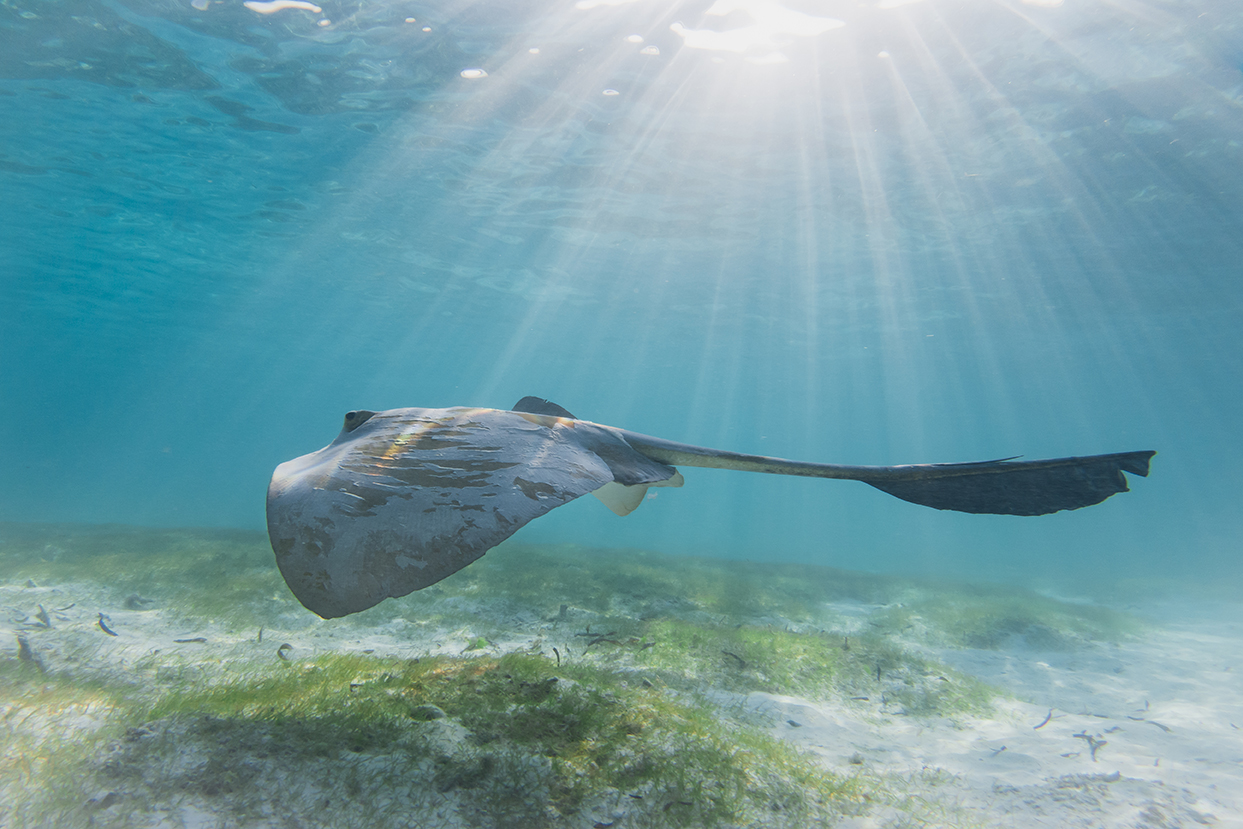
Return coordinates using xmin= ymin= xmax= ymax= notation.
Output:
xmin=311 ymin=604 xmax=353 ymax=620
xmin=286 ymin=580 xmax=381 ymax=619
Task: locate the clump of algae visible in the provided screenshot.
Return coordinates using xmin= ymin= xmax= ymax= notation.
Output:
xmin=3 ymin=650 xmax=867 ymax=828
xmin=864 ymin=583 xmax=1140 ymax=650
xmin=622 ymin=619 xmax=995 ymax=717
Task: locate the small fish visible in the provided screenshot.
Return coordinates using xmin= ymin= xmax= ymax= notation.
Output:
xmin=1072 ymin=731 xmax=1107 ymax=761
xmin=98 ymin=614 xmax=118 ymax=636
xmin=174 ymin=637 xmax=207 ymax=644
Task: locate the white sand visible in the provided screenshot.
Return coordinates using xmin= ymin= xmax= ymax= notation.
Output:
xmin=748 ymin=600 xmax=1243 ymax=828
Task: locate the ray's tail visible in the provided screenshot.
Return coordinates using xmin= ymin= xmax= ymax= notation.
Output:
xmin=619 ymin=430 xmax=1154 ymax=517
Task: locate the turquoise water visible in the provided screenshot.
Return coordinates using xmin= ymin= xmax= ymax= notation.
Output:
xmin=2 ymin=0 xmax=1241 ymax=591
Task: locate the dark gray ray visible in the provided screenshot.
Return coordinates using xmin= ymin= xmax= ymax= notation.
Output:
xmin=268 ymin=400 xmax=1154 ymax=617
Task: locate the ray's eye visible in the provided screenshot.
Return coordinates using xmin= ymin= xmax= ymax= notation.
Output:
xmin=342 ymin=410 xmax=376 ymax=432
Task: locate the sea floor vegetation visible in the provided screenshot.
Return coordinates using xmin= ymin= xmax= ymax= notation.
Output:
xmin=0 ymin=522 xmax=1196 ymax=829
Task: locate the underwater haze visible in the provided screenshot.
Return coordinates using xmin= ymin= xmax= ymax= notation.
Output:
xmin=2 ymin=0 xmax=1242 ymax=592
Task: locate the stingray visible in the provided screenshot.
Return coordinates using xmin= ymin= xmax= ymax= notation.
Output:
xmin=267 ymin=397 xmax=1155 ymax=618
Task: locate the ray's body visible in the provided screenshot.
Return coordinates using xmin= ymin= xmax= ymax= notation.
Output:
xmin=267 ymin=397 xmax=1154 ymax=618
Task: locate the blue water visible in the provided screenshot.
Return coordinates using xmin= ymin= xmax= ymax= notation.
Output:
xmin=2 ymin=0 xmax=1241 ymax=591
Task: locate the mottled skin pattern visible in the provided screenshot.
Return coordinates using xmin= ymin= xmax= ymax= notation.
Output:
xmin=268 ymin=401 xmax=1154 ymax=618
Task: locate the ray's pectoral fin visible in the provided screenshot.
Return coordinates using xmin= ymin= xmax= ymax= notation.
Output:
xmin=863 ymin=450 xmax=1155 ymax=516
xmin=268 ymin=407 xmax=627 ymax=619
xmin=267 ymin=403 xmax=686 ymax=619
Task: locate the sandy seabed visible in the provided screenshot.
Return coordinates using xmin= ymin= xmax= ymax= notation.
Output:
xmin=1 ymin=523 xmax=1239 ymax=828
xmin=764 ymin=600 xmax=1243 ymax=828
